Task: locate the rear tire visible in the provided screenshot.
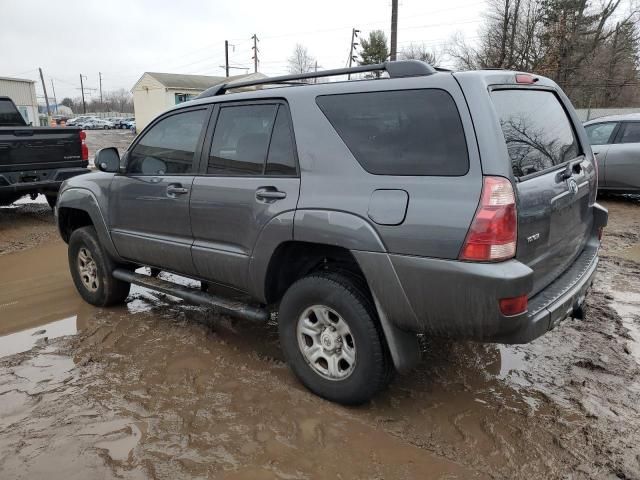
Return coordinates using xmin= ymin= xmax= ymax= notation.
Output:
xmin=45 ymin=194 xmax=57 ymax=210
xmin=68 ymin=226 xmax=130 ymax=307
xmin=278 ymin=271 xmax=392 ymax=405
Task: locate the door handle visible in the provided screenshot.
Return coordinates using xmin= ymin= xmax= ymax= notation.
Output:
xmin=256 ymin=187 xmax=287 ymax=200
xmin=166 ymin=184 xmax=189 ymax=196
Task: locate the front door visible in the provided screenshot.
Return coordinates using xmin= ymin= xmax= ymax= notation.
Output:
xmin=605 ymin=121 xmax=640 ymax=190
xmin=109 ymin=107 xmax=210 ymax=275
xmin=584 ymin=121 xmax=619 ymax=188
xmin=190 ymin=101 xmax=300 ymax=291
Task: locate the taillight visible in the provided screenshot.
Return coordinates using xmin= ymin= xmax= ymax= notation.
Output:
xmin=80 ymin=130 xmax=88 ymax=161
xmin=459 ymin=176 xmax=517 ymax=262
xmin=499 ymin=295 xmax=528 ymax=316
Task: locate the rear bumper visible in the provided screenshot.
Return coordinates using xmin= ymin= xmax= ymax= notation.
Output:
xmin=354 ymin=204 xmax=608 ymax=344
xmin=0 ymin=166 xmax=89 ymax=195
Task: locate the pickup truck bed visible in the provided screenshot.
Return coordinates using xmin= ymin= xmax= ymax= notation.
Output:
xmin=0 ymin=96 xmax=89 ymax=206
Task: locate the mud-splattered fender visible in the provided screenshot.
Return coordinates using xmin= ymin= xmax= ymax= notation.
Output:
xmin=57 ymin=187 xmax=122 ymax=261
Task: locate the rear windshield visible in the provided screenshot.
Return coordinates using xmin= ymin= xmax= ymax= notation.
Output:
xmin=0 ymin=99 xmax=27 ymax=126
xmin=316 ymin=89 xmax=469 ymax=176
xmin=491 ymin=89 xmax=580 ymax=178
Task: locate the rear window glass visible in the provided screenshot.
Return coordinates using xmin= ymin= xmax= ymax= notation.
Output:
xmin=491 ymin=90 xmax=580 ymax=177
xmin=316 ymin=89 xmax=469 ymax=176
xmin=0 ymin=99 xmax=26 ymax=126
xmin=620 ymin=122 xmax=640 ymax=144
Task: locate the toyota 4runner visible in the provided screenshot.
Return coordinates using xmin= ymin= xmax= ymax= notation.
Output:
xmin=56 ymin=61 xmax=608 ymax=404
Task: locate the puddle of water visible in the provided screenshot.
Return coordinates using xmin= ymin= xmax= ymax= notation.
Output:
xmin=0 ymin=316 xmax=77 ymax=358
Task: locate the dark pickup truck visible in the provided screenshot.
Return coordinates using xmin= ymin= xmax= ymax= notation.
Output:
xmin=0 ymin=96 xmax=89 ymax=207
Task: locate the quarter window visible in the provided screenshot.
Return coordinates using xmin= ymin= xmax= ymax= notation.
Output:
xmin=316 ymin=89 xmax=469 ymax=176
xmin=266 ymin=106 xmax=297 ymax=176
xmin=619 ymin=122 xmax=640 ymax=144
xmin=128 ymin=109 xmax=207 ymax=175
xmin=585 ymin=122 xmax=617 ymax=145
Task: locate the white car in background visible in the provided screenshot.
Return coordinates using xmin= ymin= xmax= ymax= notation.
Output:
xmin=80 ymin=119 xmax=114 ymax=130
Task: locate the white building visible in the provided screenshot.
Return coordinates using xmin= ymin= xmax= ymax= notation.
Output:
xmin=132 ymin=72 xmax=266 ymax=130
xmin=0 ymin=76 xmax=39 ymax=125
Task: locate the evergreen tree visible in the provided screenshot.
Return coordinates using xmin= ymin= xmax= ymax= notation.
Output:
xmin=359 ymin=30 xmax=389 ymax=77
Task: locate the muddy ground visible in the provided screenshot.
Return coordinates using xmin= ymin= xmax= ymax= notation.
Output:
xmin=0 ymin=149 xmax=639 ymax=478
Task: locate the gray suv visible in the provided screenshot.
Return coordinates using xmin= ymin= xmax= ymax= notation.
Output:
xmin=56 ymin=61 xmax=607 ymax=404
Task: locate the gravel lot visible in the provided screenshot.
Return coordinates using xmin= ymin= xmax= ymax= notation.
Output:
xmin=0 ymin=133 xmax=638 ymax=479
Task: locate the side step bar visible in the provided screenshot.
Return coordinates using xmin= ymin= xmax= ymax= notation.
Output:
xmin=112 ymin=269 xmax=269 ymax=323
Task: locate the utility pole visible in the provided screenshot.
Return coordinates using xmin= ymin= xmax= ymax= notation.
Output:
xmin=50 ymin=78 xmax=58 ymax=114
xmin=347 ymin=28 xmax=359 ymax=79
xmin=314 ymin=60 xmax=318 ymax=83
xmin=79 ymin=74 xmax=87 ymax=114
xmin=390 ymin=0 xmax=398 ymax=61
xmin=251 ymin=34 xmax=259 ymax=73
xmin=224 ymin=40 xmax=230 ymax=77
xmin=38 ymin=67 xmax=51 ymax=117
xmin=99 ymin=72 xmax=103 ymax=105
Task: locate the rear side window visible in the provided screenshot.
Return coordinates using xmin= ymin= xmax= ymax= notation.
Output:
xmin=619 ymin=122 xmax=640 ymax=144
xmin=266 ymin=106 xmax=297 ymax=176
xmin=491 ymin=90 xmax=580 ymax=177
xmin=128 ymin=109 xmax=207 ymax=175
xmin=316 ymin=89 xmax=469 ymax=176
xmin=0 ymin=99 xmax=26 ymax=126
xmin=208 ymin=105 xmax=277 ymax=175
xmin=585 ymin=122 xmax=617 ymax=145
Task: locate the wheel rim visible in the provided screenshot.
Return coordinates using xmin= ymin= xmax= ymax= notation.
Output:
xmin=77 ymin=247 xmax=99 ymax=292
xmin=296 ymin=305 xmax=356 ymax=381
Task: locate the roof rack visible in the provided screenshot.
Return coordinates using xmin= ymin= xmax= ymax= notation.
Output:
xmin=196 ymin=60 xmax=438 ymax=99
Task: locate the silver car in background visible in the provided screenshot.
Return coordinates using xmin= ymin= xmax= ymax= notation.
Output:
xmin=584 ymin=113 xmax=640 ymax=193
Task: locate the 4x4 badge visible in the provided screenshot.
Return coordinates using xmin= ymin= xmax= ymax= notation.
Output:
xmin=568 ymin=178 xmax=578 ymax=195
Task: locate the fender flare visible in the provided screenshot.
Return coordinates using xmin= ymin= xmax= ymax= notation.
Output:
xmin=57 ymin=187 xmax=121 ymax=261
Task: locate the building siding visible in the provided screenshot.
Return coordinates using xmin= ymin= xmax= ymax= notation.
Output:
xmin=0 ymin=77 xmax=38 ymax=125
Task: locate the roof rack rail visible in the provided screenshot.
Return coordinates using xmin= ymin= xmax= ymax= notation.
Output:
xmin=196 ymin=60 xmax=438 ymax=99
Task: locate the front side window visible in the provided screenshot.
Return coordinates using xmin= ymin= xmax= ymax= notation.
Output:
xmin=619 ymin=122 xmax=640 ymax=144
xmin=128 ymin=109 xmax=207 ymax=175
xmin=316 ymin=89 xmax=469 ymax=176
xmin=585 ymin=122 xmax=617 ymax=145
xmin=491 ymin=89 xmax=580 ymax=177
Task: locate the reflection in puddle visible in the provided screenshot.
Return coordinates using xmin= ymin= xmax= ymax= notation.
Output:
xmin=0 ymin=316 xmax=77 ymax=358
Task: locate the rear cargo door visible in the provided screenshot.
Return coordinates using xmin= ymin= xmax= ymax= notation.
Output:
xmin=491 ymin=88 xmax=595 ymax=295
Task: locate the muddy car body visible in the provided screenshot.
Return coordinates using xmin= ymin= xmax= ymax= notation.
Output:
xmin=56 ymin=61 xmax=607 ymax=404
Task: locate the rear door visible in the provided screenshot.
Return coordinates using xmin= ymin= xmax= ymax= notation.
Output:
xmin=605 ymin=121 xmax=640 ymax=190
xmin=190 ymin=100 xmax=300 ymax=291
xmin=109 ymin=106 xmax=210 ymax=275
xmin=491 ymin=88 xmax=595 ymax=295
xmin=584 ymin=121 xmax=620 ymax=188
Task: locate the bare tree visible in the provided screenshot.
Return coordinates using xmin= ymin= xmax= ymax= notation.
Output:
xmin=287 ymin=44 xmax=316 ymax=76
xmin=399 ymin=43 xmax=440 ymax=66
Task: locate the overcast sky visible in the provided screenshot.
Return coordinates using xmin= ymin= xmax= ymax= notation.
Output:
xmin=1 ymin=0 xmax=488 ymax=102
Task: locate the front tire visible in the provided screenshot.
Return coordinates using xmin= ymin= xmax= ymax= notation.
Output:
xmin=68 ymin=226 xmax=130 ymax=307
xmin=278 ymin=272 xmax=392 ymax=405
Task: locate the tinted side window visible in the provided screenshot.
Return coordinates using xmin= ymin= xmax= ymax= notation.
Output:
xmin=208 ymin=105 xmax=277 ymax=175
xmin=619 ymin=122 xmax=640 ymax=144
xmin=585 ymin=122 xmax=617 ymax=145
xmin=316 ymin=90 xmax=469 ymax=176
xmin=0 ymin=99 xmax=27 ymax=126
xmin=128 ymin=109 xmax=207 ymax=175
xmin=266 ymin=106 xmax=297 ymax=176
xmin=491 ymin=90 xmax=580 ymax=177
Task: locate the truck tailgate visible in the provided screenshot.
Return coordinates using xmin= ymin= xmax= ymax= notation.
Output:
xmin=0 ymin=128 xmax=83 ymax=172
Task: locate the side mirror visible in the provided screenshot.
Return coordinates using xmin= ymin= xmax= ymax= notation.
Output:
xmin=95 ymin=147 xmax=120 ymax=173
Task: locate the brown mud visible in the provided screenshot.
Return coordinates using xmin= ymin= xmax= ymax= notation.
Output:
xmin=0 ymin=195 xmax=639 ymax=479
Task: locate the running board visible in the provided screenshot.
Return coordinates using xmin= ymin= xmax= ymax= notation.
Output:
xmin=112 ymin=269 xmax=269 ymax=323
